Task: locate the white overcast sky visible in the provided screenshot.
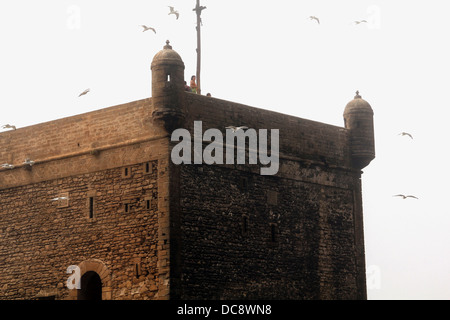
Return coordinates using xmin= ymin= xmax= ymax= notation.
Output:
xmin=1 ymin=0 xmax=450 ymax=300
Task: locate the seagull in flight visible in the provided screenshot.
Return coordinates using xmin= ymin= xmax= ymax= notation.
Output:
xmin=23 ymin=158 xmax=35 ymax=166
xmin=140 ymin=25 xmax=156 ymax=33
xmin=354 ymin=20 xmax=368 ymax=24
xmin=309 ymin=16 xmax=320 ymax=24
xmin=168 ymin=6 xmax=179 ymax=20
xmin=51 ymin=196 xmax=69 ymax=201
xmin=78 ymin=88 xmax=90 ymax=97
xmin=399 ymin=132 xmax=413 ymax=139
xmin=226 ymin=126 xmax=249 ymax=132
xmin=1 ymin=163 xmax=14 ymax=169
xmin=393 ymin=194 xmax=419 ymax=200
xmin=2 ymin=124 xmax=16 ymax=130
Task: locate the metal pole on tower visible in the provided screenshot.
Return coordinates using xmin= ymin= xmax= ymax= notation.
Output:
xmin=193 ymin=1 xmax=206 ymax=95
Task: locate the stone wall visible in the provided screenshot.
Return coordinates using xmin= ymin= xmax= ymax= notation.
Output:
xmin=0 ymin=97 xmax=175 ymax=300
xmin=0 ymin=160 xmax=160 ymax=300
xmin=0 ymin=98 xmax=157 ymax=169
xmin=176 ymin=162 xmax=361 ymax=299
xmin=0 ymin=89 xmax=368 ymax=300
xmin=170 ymin=93 xmax=366 ymax=300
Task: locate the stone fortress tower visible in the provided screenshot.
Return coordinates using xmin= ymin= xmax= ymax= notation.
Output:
xmin=0 ymin=42 xmax=374 ymax=300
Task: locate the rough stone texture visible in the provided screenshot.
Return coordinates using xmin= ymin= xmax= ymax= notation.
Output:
xmin=175 ymin=146 xmax=363 ymax=300
xmin=0 ymin=43 xmax=373 ymax=300
xmin=0 ymin=160 xmax=160 ymax=300
xmin=0 ymin=98 xmax=158 ymax=171
xmin=182 ymin=93 xmax=352 ymax=168
xmin=343 ymin=92 xmax=375 ymax=169
xmin=0 ymin=95 xmax=174 ymax=300
xmin=168 ymin=91 xmax=370 ymax=299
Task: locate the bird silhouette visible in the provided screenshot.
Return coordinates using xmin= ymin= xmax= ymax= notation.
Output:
xmin=226 ymin=126 xmax=249 ymax=132
xmin=23 ymin=158 xmax=35 ymax=166
xmin=393 ymin=194 xmax=419 ymax=200
xmin=354 ymin=20 xmax=368 ymax=24
xmin=78 ymin=88 xmax=90 ymax=97
xmin=168 ymin=6 xmax=179 ymax=19
xmin=140 ymin=25 xmax=156 ymax=33
xmin=309 ymin=16 xmax=320 ymax=24
xmin=1 ymin=163 xmax=14 ymax=169
xmin=51 ymin=196 xmax=69 ymax=201
xmin=399 ymin=132 xmax=413 ymax=139
xmin=2 ymin=124 xmax=16 ymax=130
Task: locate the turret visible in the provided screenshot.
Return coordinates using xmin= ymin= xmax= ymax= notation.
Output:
xmin=343 ymin=91 xmax=375 ymax=169
xmin=151 ymin=40 xmax=186 ymax=132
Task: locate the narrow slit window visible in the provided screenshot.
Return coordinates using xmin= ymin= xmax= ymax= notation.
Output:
xmin=270 ymin=224 xmax=277 ymax=243
xmin=242 ymin=178 xmax=248 ymax=190
xmin=242 ymin=215 xmax=249 ymax=235
xmin=167 ymin=74 xmax=171 ymax=82
xmin=146 ymin=199 xmax=151 ymax=210
xmin=124 ymin=203 xmax=129 ymax=213
xmin=144 ymin=162 xmax=152 ymax=174
xmin=122 ymin=166 xmax=131 ymax=178
xmin=239 ymin=177 xmax=249 ymax=191
xmin=89 ymin=197 xmax=94 ymax=219
xmin=135 ymin=263 xmax=141 ymax=278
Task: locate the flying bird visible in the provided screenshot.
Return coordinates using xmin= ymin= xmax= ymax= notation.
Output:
xmin=78 ymin=88 xmax=90 ymax=97
xmin=393 ymin=194 xmax=419 ymax=200
xmin=168 ymin=6 xmax=179 ymax=20
xmin=51 ymin=196 xmax=69 ymax=201
xmin=226 ymin=126 xmax=249 ymax=132
xmin=354 ymin=20 xmax=368 ymax=24
xmin=2 ymin=124 xmax=16 ymax=130
xmin=23 ymin=158 xmax=35 ymax=166
xmin=1 ymin=163 xmax=14 ymax=169
xmin=399 ymin=132 xmax=413 ymax=139
xmin=309 ymin=16 xmax=320 ymax=24
xmin=140 ymin=25 xmax=156 ymax=33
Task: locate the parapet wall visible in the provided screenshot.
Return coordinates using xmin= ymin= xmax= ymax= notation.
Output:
xmin=182 ymin=93 xmax=352 ymax=169
xmin=0 ymin=98 xmax=170 ymax=190
xmin=0 ymin=98 xmax=156 ymax=172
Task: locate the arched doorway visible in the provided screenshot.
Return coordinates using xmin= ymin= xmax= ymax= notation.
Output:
xmin=78 ymin=271 xmax=102 ymax=300
xmin=67 ymin=259 xmax=111 ymax=300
